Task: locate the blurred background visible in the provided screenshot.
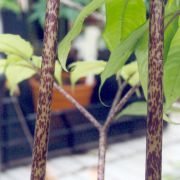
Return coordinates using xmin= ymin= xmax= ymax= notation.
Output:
xmin=0 ymin=0 xmax=180 ymax=180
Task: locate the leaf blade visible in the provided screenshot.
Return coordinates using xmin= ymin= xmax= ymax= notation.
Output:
xmin=70 ymin=60 xmax=106 ymax=85
xmin=103 ymin=0 xmax=146 ymax=51
xmin=58 ymin=0 xmax=104 ymax=71
xmin=0 ymin=34 xmax=33 ymax=60
xmin=100 ymin=22 xmax=148 ymax=94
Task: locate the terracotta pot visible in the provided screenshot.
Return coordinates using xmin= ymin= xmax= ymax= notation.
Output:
xmin=29 ymin=77 xmax=95 ymax=112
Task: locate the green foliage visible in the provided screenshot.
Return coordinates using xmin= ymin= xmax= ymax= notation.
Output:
xmin=135 ymin=33 xmax=148 ymax=98
xmin=103 ymin=0 xmax=146 ymax=51
xmin=4 ymin=61 xmax=36 ymax=94
xmin=99 ymin=0 xmax=147 ymax=95
xmin=0 ymin=0 xmax=20 ymax=14
xmin=61 ymin=0 xmax=91 ymax=21
xmin=1 ymin=0 xmax=180 ymax=125
xmin=58 ymin=0 xmax=104 ymax=71
xmin=0 ymin=34 xmax=33 ymax=60
xmin=120 ymin=61 xmax=139 ymax=86
xmin=54 ymin=61 xmax=62 ymax=85
xmin=0 ymin=34 xmax=62 ymax=94
xmin=0 ymin=55 xmax=36 ymax=94
xmin=136 ymin=6 xmax=180 ymax=103
xmin=69 ymin=60 xmax=106 ymax=85
xmin=100 ymin=22 xmax=148 ymax=93
xmin=30 ymin=0 xmax=91 ymax=27
xmin=164 ymin=0 xmax=180 ymax=61
xmin=31 ymin=56 xmax=42 ymax=68
xmin=164 ymin=27 xmax=180 ymax=110
xmin=115 ymin=101 xmax=147 ymax=119
xmin=29 ymin=0 xmax=46 ymax=27
xmin=116 ymin=101 xmax=180 ymax=124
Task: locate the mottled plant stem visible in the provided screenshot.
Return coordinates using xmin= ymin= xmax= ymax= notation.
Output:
xmin=53 ymin=82 xmax=102 ymax=130
xmin=146 ymin=1 xmax=164 ymax=180
xmin=31 ymin=0 xmax=60 ymax=179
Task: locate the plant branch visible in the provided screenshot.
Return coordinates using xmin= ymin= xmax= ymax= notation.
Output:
xmin=110 ymin=79 xmax=127 ymax=114
xmin=103 ymin=84 xmax=139 ymax=131
xmin=53 ymin=82 xmax=102 ymax=130
xmin=12 ymin=97 xmax=33 ymax=149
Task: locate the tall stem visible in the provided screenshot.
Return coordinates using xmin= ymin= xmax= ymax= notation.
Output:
xmin=97 ymin=130 xmax=107 ymax=180
xmin=146 ymin=0 xmax=164 ymax=180
xmin=31 ymin=0 xmax=60 ymax=179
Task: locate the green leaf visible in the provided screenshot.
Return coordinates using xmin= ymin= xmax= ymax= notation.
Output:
xmin=0 ymin=34 xmax=33 ymax=60
xmin=135 ymin=33 xmax=148 ymax=98
xmin=31 ymin=56 xmax=42 ymax=69
xmin=164 ymin=27 xmax=180 ymax=110
xmin=103 ymin=0 xmax=146 ymax=51
xmin=164 ymin=1 xmax=179 ymax=61
xmin=115 ymin=101 xmax=180 ymax=124
xmin=29 ymin=0 xmax=92 ymax=26
xmin=120 ymin=61 xmax=139 ymax=86
xmin=70 ymin=60 xmax=106 ymax=85
xmin=100 ymin=22 xmax=148 ymax=94
xmin=5 ymin=61 xmax=36 ymax=94
xmin=58 ymin=0 xmax=104 ymax=71
xmin=3 ymin=54 xmax=23 ymax=66
xmin=54 ymin=61 xmax=62 ymax=85
xmin=166 ymin=0 xmax=180 ymax=12
xmin=136 ymin=8 xmax=179 ymax=99
xmin=115 ymin=101 xmax=147 ymax=120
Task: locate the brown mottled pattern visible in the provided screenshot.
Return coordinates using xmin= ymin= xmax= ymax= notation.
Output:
xmin=146 ymin=0 xmax=164 ymax=180
xmin=31 ymin=0 xmax=59 ymax=179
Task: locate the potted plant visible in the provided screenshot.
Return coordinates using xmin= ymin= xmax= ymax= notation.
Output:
xmin=1 ymin=0 xmax=180 ymax=179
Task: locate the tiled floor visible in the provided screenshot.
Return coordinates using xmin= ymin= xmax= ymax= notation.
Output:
xmin=1 ymin=112 xmax=180 ymax=180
